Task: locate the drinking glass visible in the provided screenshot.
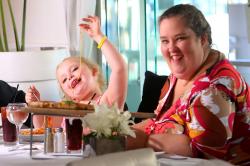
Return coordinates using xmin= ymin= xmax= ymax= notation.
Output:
xmin=1 ymin=107 xmax=17 ymax=145
xmin=6 ymin=103 xmax=28 ymax=145
xmin=65 ymin=118 xmax=83 ymax=153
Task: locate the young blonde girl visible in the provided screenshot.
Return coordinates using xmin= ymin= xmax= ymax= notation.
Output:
xmin=26 ymin=16 xmax=128 ymax=128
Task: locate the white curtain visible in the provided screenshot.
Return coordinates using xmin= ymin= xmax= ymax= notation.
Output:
xmin=1 ymin=0 xmax=96 ymax=55
xmin=64 ymin=0 xmax=97 ymax=60
xmin=0 ymin=0 xmax=97 ymax=101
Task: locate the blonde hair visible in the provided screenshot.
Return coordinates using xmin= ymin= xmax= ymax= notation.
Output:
xmin=56 ymin=56 xmax=106 ymax=100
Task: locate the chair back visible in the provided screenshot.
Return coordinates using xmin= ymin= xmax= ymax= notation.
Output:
xmin=135 ymin=71 xmax=167 ymax=123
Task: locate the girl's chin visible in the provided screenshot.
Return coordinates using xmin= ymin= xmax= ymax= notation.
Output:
xmin=69 ymin=91 xmax=82 ymax=100
xmin=72 ymin=92 xmax=89 ymax=100
xmin=72 ymin=96 xmax=85 ymax=102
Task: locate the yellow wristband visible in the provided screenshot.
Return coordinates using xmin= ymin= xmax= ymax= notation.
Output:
xmin=97 ymin=36 xmax=107 ymax=49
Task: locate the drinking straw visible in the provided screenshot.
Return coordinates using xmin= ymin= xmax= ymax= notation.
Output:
xmin=87 ymin=93 xmax=96 ymax=105
xmin=79 ymin=28 xmax=84 ymax=73
xmin=12 ymin=84 xmax=19 ymax=102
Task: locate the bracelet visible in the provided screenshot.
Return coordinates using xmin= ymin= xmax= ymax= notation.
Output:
xmin=97 ymin=36 xmax=107 ymax=49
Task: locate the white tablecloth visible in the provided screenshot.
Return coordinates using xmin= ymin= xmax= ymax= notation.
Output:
xmin=0 ymin=143 xmax=82 ymax=166
xmin=157 ymin=155 xmax=233 ymax=166
xmin=0 ymin=139 xmax=233 ymax=166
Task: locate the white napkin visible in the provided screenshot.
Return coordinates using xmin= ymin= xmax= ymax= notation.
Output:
xmin=157 ymin=154 xmax=233 ymax=166
xmin=82 ymin=144 xmax=96 ymax=157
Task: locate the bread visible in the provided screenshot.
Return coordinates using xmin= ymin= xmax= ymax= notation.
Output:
xmin=20 ymin=128 xmax=45 ymax=135
xmin=28 ymin=101 xmax=94 ymax=110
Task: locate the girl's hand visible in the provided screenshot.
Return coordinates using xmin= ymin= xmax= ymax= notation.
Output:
xmin=79 ymin=15 xmax=103 ymax=40
xmin=25 ymin=85 xmax=40 ymax=103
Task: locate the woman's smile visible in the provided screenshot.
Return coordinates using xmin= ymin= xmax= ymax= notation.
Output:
xmin=170 ymin=54 xmax=183 ymax=61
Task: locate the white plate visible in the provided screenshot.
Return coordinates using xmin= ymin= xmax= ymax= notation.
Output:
xmin=19 ymin=134 xmax=44 ymax=142
xmin=19 ymin=129 xmax=44 ymax=142
xmin=155 ymin=151 xmax=165 ymax=156
xmin=155 ymin=152 xmax=188 ymax=160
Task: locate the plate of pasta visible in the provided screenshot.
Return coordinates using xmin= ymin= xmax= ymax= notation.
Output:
xmin=19 ymin=128 xmax=44 ymax=142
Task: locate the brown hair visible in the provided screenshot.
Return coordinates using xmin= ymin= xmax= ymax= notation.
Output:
xmin=159 ymin=4 xmax=212 ymax=46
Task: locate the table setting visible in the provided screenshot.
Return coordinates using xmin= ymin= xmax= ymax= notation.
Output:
xmin=0 ymin=102 xmax=234 ymax=166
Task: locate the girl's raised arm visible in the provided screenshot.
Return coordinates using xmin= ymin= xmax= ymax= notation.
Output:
xmin=80 ymin=16 xmax=127 ymax=110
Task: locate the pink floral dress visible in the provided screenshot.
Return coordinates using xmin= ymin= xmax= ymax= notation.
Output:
xmin=145 ymin=59 xmax=250 ymax=163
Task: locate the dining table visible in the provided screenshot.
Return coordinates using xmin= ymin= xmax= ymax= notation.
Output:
xmin=0 ymin=107 xmax=233 ymax=166
xmin=0 ymin=138 xmax=80 ymax=166
xmin=0 ymin=138 xmax=233 ymax=166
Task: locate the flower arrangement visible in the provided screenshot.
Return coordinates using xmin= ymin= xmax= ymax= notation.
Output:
xmin=0 ymin=0 xmax=27 ymax=51
xmin=81 ymin=104 xmax=136 ymax=139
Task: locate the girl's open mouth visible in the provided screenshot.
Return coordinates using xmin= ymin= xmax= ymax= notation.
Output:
xmin=71 ymin=78 xmax=81 ymax=88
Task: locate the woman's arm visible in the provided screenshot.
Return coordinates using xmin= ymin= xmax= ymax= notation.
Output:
xmin=148 ymin=133 xmax=192 ymax=157
xmin=127 ymin=119 xmax=192 ymax=156
xmin=80 ymin=16 xmax=127 ymax=110
xmin=126 ymin=129 xmax=192 ymax=157
xmin=126 ymin=119 xmax=150 ymax=150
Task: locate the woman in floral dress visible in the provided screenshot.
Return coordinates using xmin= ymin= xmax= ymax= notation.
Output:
xmin=128 ymin=4 xmax=250 ymax=164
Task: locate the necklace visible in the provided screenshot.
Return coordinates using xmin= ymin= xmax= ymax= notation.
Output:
xmin=87 ymin=93 xmax=96 ymax=105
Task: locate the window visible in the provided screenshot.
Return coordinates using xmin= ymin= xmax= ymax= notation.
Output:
xmin=100 ymin=0 xmax=142 ymax=112
xmin=146 ymin=0 xmax=250 ymax=83
xmin=99 ymin=0 xmax=250 ymax=112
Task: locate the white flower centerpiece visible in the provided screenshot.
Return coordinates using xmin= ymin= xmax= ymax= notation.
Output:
xmin=81 ymin=104 xmax=136 ymax=155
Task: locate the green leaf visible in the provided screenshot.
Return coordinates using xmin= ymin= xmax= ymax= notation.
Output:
xmin=0 ymin=0 xmax=9 ymax=51
xmin=7 ymin=0 xmax=20 ymax=51
xmin=0 ymin=0 xmax=26 ymax=52
xmin=62 ymin=100 xmax=75 ymax=105
xmin=20 ymin=0 xmax=27 ymax=51
xmin=0 ymin=33 xmax=4 ymax=51
xmin=0 ymin=2 xmax=4 ymax=51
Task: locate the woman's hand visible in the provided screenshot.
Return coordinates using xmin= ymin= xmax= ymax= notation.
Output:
xmin=79 ymin=15 xmax=104 ymax=41
xmin=25 ymin=85 xmax=40 ymax=103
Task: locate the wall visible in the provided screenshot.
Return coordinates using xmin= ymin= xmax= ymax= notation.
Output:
xmin=228 ymin=4 xmax=250 ymax=83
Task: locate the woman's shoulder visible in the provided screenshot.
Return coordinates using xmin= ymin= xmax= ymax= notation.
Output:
xmin=207 ymin=54 xmax=238 ymax=76
xmin=208 ymin=59 xmax=245 ymax=83
xmin=198 ymin=58 xmax=248 ymax=98
xmin=188 ymin=54 xmax=247 ymax=98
